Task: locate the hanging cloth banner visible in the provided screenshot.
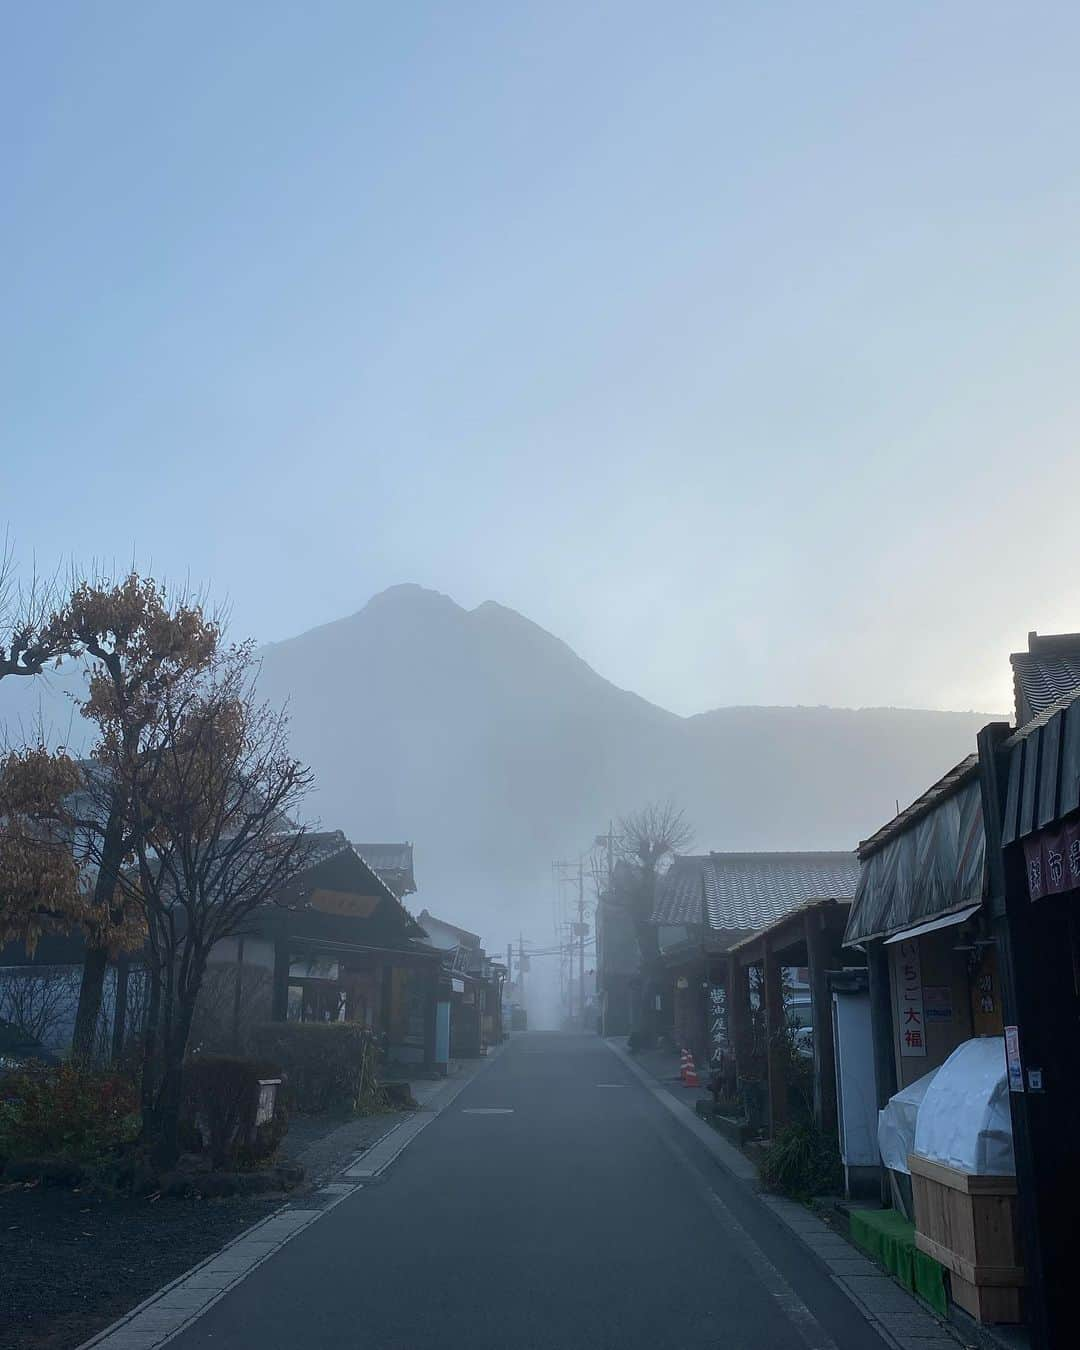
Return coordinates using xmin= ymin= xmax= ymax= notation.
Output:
xmin=1023 ymin=817 xmax=1080 ymax=900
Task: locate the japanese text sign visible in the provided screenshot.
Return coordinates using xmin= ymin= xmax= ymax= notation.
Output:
xmin=893 ymin=938 xmax=927 ymax=1057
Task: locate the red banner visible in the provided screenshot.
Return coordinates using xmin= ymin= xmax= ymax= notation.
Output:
xmin=1023 ymin=817 xmax=1080 ymax=900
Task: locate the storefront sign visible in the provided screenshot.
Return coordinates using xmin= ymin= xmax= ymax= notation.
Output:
xmin=1023 ymin=818 xmax=1080 ymax=900
xmin=1005 ymin=1024 xmax=1024 ymax=1092
xmin=309 ymin=888 xmax=380 ymax=918
xmin=708 ymin=982 xmax=729 ymax=1067
xmin=289 ymin=956 xmax=340 ymax=981
xmin=894 ymin=939 xmax=927 ymax=1056
xmin=923 ymin=986 xmax=953 ymax=1022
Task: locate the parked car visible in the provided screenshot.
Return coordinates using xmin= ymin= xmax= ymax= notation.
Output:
xmin=0 ymin=1020 xmax=59 ymax=1072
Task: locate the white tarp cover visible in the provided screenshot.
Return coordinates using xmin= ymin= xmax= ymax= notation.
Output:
xmin=878 ymin=1066 xmax=940 ymax=1175
xmin=913 ymin=1037 xmax=1015 ymax=1175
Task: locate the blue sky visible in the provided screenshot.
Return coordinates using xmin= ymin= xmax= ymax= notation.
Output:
xmin=4 ymin=2 xmax=1080 ymax=715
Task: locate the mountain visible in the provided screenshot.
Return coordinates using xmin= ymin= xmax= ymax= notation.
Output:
xmin=0 ymin=584 xmax=1000 ymax=940
xmin=250 ymin=585 xmax=998 ymax=935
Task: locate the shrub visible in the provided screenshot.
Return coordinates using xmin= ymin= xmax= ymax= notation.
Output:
xmin=759 ymin=1121 xmax=842 ymax=1200
xmin=248 ymin=1022 xmax=380 ymax=1114
xmin=181 ymin=1055 xmax=288 ymax=1169
xmin=0 ymin=1062 xmax=140 ymax=1162
xmin=627 ymin=1029 xmax=653 ymax=1054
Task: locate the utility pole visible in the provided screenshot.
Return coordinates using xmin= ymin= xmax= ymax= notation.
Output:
xmin=578 ymin=861 xmax=586 ymax=1031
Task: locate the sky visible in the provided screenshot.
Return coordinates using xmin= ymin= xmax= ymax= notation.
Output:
xmin=4 ymin=2 xmax=1080 ymax=718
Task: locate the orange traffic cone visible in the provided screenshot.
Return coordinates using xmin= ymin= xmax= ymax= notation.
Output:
xmin=683 ymin=1049 xmax=700 ymax=1088
xmin=679 ymin=1048 xmax=691 ymax=1083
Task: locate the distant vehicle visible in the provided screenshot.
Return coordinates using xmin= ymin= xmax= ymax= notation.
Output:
xmin=0 ymin=1020 xmax=59 ymax=1072
xmin=793 ymin=1025 xmax=814 ymax=1059
xmin=510 ymin=1006 xmax=528 ymax=1031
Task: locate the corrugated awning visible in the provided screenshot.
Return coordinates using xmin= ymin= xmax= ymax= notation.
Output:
xmin=844 ymin=774 xmax=986 ymax=946
xmin=882 ymin=902 xmax=982 ymax=945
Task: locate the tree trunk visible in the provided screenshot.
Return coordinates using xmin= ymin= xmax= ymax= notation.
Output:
xmin=71 ymin=945 xmax=109 ymax=1063
xmin=70 ymin=796 xmax=127 ymax=1062
xmin=110 ymin=955 xmax=130 ymax=1064
xmin=140 ymin=958 xmax=163 ymax=1132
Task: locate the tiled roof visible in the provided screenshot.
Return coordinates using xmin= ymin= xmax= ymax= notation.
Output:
xmin=354 ymin=843 xmax=416 ymax=895
xmin=416 ymin=909 xmax=482 ymax=950
xmin=1011 ymin=632 xmax=1080 ymax=725
xmin=653 ymin=851 xmax=859 ymax=933
xmin=298 ymin=830 xmax=354 ymax=869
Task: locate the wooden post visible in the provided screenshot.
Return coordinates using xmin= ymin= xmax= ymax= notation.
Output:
xmin=423 ymin=964 xmax=439 ymax=1072
xmin=978 ymin=722 xmax=1054 ymax=1350
xmin=272 ymin=938 xmax=289 ymax=1021
xmin=866 ymin=940 xmax=896 ymax=1110
xmin=763 ymin=934 xmax=788 ymax=1137
xmin=231 ymin=936 xmax=246 ymax=1052
xmin=805 ymin=911 xmax=838 ymax=1134
xmin=727 ymin=953 xmax=751 ymax=1084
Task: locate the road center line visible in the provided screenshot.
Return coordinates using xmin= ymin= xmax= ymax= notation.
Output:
xmin=461 ymin=1107 xmax=514 ymax=1114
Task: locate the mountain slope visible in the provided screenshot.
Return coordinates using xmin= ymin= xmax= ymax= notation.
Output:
xmin=253 ymin=586 xmax=996 ymax=933
xmin=0 ymin=584 xmax=999 ymax=938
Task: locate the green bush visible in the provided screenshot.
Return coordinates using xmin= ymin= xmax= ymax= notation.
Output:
xmin=0 ymin=1062 xmax=140 ymax=1163
xmin=759 ymin=1121 xmax=842 ymax=1200
xmin=181 ymin=1055 xmax=288 ymax=1169
xmin=248 ymin=1022 xmax=380 ymax=1114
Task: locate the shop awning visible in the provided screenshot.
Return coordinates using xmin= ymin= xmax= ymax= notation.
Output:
xmin=844 ymin=764 xmax=986 ymax=946
xmin=882 ymin=902 xmax=982 ymax=946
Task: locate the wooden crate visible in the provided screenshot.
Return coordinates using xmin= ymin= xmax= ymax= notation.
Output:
xmin=908 ymin=1153 xmax=1024 ymax=1324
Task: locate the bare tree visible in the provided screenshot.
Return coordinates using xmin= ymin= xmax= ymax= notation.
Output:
xmin=0 ymin=535 xmax=66 ymax=680
xmin=616 ymin=799 xmax=694 ymax=872
xmin=101 ymin=643 xmax=314 ymax=1166
xmin=615 ymin=799 xmax=694 ymax=1032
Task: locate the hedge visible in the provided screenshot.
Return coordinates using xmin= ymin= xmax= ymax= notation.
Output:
xmin=182 ymin=1055 xmax=288 ymax=1169
xmin=248 ymin=1022 xmax=380 ymax=1114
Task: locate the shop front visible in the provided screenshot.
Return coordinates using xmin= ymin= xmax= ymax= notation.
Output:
xmin=978 ymin=699 xmax=1080 ymax=1350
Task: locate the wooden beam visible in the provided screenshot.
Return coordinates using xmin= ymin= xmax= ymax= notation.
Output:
xmin=763 ymin=933 xmax=788 ymax=1137
xmin=805 ymin=910 xmax=838 ymax=1134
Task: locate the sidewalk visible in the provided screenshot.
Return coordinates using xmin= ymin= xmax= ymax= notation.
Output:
xmin=608 ymin=1037 xmax=974 ymax=1350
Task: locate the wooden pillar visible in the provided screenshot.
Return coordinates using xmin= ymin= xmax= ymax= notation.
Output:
xmin=272 ymin=938 xmax=289 ymax=1021
xmin=805 ymin=912 xmax=838 ymax=1134
xmin=422 ymin=964 xmax=439 ymax=1072
xmin=727 ymin=954 xmax=749 ymax=1082
xmin=231 ymin=936 xmax=246 ymax=1052
xmin=379 ymin=962 xmax=394 ymax=1040
xmin=978 ymin=722 xmax=1055 ymax=1350
xmin=866 ymin=940 xmax=896 ymax=1111
xmin=763 ymin=935 xmax=788 ymax=1137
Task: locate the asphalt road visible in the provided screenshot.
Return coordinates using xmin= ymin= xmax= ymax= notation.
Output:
xmin=168 ymin=1034 xmax=889 ymax=1350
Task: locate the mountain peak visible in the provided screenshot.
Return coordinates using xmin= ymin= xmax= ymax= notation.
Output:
xmin=363 ymin=583 xmax=462 ymax=615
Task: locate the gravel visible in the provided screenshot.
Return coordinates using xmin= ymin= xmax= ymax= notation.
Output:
xmin=0 ymin=1181 xmax=283 ymax=1350
xmin=0 ymin=1104 xmax=410 ymax=1350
